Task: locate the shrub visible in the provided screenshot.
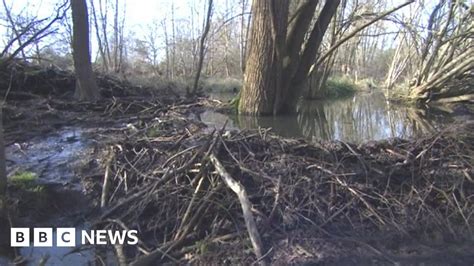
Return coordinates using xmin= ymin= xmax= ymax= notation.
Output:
xmin=201 ymin=77 xmax=242 ymax=93
xmin=324 ymin=76 xmax=357 ymax=98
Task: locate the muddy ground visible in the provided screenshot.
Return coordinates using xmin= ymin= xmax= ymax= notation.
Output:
xmin=0 ymin=62 xmax=473 ymax=265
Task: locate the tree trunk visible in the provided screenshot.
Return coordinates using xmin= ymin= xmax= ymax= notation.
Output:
xmin=99 ymin=0 xmax=112 ymax=71
xmin=0 ymin=107 xmax=6 ymax=199
xmin=71 ymin=0 xmax=100 ymax=101
xmin=192 ymin=0 xmax=213 ymax=96
xmin=171 ymin=3 xmax=176 ymax=79
xmin=90 ymin=0 xmax=109 ymax=71
xmin=240 ymin=0 xmax=413 ymax=115
xmin=238 ymin=0 xmax=288 ymax=115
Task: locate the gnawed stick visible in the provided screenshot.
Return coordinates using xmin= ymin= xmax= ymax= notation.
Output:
xmin=101 ymin=147 xmax=115 ymax=209
xmin=100 ymin=163 xmax=111 ymax=209
xmin=113 ymin=244 xmax=127 ymax=266
xmin=209 ymin=153 xmax=266 ymax=265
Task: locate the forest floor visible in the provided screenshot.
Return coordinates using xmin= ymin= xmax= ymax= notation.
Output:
xmin=1 ymin=61 xmax=473 ymax=265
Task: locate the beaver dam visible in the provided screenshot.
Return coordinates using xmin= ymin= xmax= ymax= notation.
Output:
xmin=1 ymin=62 xmax=473 ymax=265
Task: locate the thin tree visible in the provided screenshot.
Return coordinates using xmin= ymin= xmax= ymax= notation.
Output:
xmin=71 ymin=0 xmax=100 ymax=101
xmin=0 ymin=107 xmax=6 ymax=201
xmin=90 ymin=0 xmax=109 ymax=71
xmin=191 ymin=0 xmax=213 ymax=95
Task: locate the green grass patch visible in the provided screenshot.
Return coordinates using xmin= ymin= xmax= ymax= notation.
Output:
xmin=9 ymin=171 xmax=45 ymax=193
xmin=324 ymin=77 xmax=357 ymax=98
xmin=10 ymin=171 xmax=37 ymax=187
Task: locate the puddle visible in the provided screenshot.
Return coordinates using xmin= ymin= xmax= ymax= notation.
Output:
xmin=6 ymin=128 xmax=92 ymax=189
xmin=1 ymin=127 xmax=113 ymax=265
xmin=15 ymin=226 xmax=95 ymax=266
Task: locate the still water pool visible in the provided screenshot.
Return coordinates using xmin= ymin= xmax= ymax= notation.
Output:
xmin=201 ymin=91 xmax=470 ymax=143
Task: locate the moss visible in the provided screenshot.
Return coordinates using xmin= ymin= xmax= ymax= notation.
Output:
xmin=229 ymin=90 xmax=241 ymax=112
xmin=10 ymin=171 xmax=37 ymax=187
xmin=9 ymin=171 xmax=46 ymax=194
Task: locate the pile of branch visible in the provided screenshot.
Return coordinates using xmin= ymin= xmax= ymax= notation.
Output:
xmin=0 ymin=61 xmax=190 ymax=143
xmin=0 ymin=60 xmax=179 ymax=99
xmin=89 ymin=114 xmax=474 ymax=264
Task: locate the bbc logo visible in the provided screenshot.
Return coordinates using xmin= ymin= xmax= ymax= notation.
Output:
xmin=11 ymin=227 xmax=139 ymax=247
xmin=11 ymin=228 xmax=76 ymax=247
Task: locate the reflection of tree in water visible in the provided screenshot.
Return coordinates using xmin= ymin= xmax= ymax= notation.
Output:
xmin=295 ymin=92 xmax=439 ymax=142
xmin=297 ymin=101 xmax=332 ymax=140
xmin=238 ymin=113 xmax=303 ymax=138
xmin=231 ymin=92 xmax=445 ymax=142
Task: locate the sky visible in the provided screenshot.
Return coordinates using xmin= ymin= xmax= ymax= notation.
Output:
xmin=0 ymin=0 xmax=221 ymax=60
xmin=1 ymin=0 xmax=207 ymax=34
xmin=0 ymin=0 xmax=450 ymax=60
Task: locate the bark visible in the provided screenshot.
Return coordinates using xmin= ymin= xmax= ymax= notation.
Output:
xmin=0 ymin=107 xmax=6 ymax=199
xmin=239 ymin=0 xmax=247 ymax=73
xmin=238 ymin=0 xmax=289 ymax=115
xmin=270 ymin=0 xmax=290 ymax=115
xmin=290 ymin=0 xmax=340 ymax=87
xmin=283 ymin=0 xmax=340 ymax=110
xmin=281 ymin=0 xmax=319 ymax=92
xmin=71 ymin=0 xmax=100 ymax=101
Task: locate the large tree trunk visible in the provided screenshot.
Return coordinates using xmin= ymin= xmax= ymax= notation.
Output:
xmin=239 ymin=0 xmax=415 ymax=115
xmin=239 ymin=0 xmax=339 ymax=115
xmin=238 ymin=0 xmax=289 ymax=115
xmin=71 ymin=0 xmax=100 ymax=101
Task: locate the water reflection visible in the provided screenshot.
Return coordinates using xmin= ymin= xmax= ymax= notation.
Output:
xmin=202 ymin=92 xmax=457 ymax=143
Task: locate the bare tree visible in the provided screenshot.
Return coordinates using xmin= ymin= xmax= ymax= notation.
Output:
xmin=0 ymin=107 xmax=6 ymax=200
xmin=161 ymin=18 xmax=171 ymax=79
xmin=71 ymin=0 xmax=100 ymax=101
xmin=409 ymin=0 xmax=474 ymax=102
xmin=171 ymin=2 xmax=176 ymax=79
xmin=0 ymin=1 xmax=68 ymax=64
xmin=90 ymin=0 xmax=109 ymax=71
xmin=191 ymin=0 xmax=213 ymax=95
